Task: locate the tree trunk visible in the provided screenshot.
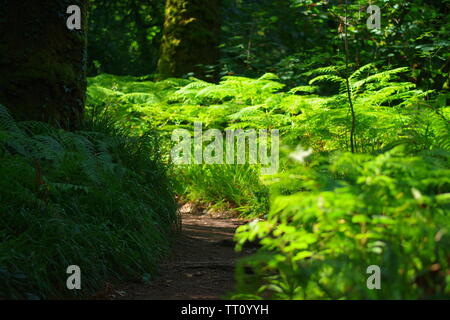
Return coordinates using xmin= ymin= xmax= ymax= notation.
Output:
xmin=157 ymin=0 xmax=220 ymax=81
xmin=0 ymin=0 xmax=88 ymax=129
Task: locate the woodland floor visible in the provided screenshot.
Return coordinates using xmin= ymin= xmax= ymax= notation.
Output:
xmin=109 ymin=205 xmax=253 ymax=300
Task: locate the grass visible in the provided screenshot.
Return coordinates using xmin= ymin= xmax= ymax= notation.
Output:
xmin=0 ymin=104 xmax=178 ymax=299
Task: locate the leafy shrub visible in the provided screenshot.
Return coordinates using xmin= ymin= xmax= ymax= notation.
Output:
xmin=233 ymin=147 xmax=450 ymax=299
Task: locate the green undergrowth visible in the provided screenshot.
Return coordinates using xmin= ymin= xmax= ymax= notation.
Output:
xmin=232 ymin=147 xmax=450 ymax=299
xmin=0 ymin=105 xmax=178 ymax=299
xmin=86 ymin=68 xmax=449 ymax=299
xmin=87 ymin=67 xmax=449 ymax=218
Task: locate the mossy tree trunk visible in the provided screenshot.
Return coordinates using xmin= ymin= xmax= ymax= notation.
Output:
xmin=157 ymin=0 xmax=220 ymax=81
xmin=0 ymin=0 xmax=88 ymax=130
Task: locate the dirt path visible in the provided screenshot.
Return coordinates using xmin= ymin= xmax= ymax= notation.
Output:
xmin=115 ymin=213 xmax=251 ymax=300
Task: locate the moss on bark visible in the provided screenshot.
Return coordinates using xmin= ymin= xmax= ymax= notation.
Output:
xmin=157 ymin=0 xmax=220 ymax=81
xmin=0 ymin=0 xmax=88 ymax=129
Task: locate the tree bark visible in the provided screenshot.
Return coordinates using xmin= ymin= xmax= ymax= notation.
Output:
xmin=157 ymin=0 xmax=220 ymax=81
xmin=0 ymin=0 xmax=88 ymax=129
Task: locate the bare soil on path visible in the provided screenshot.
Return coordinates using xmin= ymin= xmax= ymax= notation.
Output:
xmin=115 ymin=213 xmax=251 ymax=300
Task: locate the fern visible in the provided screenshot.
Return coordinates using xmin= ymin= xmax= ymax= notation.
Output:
xmin=0 ymin=105 xmax=177 ymax=299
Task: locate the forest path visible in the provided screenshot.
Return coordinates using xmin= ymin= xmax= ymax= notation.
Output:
xmin=114 ymin=212 xmax=251 ymax=300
